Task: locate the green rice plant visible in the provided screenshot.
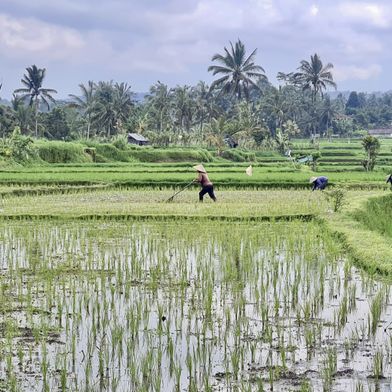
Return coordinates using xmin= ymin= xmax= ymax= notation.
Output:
xmin=371 ymin=349 xmax=384 ymax=380
xmin=321 ymin=346 xmax=337 ymax=392
xmin=370 ymin=290 xmax=384 ymax=337
xmin=355 ymin=382 xmax=364 ymax=392
xmin=300 ymin=379 xmax=313 ymax=392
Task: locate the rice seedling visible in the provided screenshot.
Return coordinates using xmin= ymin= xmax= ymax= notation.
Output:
xmin=0 ymin=211 xmax=390 ymax=391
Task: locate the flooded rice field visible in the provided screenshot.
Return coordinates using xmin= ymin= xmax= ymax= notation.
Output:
xmin=0 ymin=220 xmax=391 ymax=391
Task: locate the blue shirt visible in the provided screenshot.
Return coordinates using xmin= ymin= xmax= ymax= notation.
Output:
xmin=312 ymin=176 xmax=328 ymax=191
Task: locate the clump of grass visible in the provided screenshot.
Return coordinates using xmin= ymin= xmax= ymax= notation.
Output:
xmin=324 ymin=186 xmax=347 ymax=212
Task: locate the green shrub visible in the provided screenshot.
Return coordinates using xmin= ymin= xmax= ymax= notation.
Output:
xmin=0 ymin=127 xmax=37 ymax=163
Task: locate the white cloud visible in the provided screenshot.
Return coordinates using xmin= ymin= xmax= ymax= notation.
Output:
xmin=0 ymin=13 xmax=85 ymax=59
xmin=310 ymin=5 xmax=319 ymax=16
xmin=339 ymin=2 xmax=392 ymax=28
xmin=334 ymin=64 xmax=382 ymax=81
xmin=1 ymin=0 xmax=392 ymax=96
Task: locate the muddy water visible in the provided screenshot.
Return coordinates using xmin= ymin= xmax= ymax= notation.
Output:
xmin=0 ymin=220 xmax=391 ymax=391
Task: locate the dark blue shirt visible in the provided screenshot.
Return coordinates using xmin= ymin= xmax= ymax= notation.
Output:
xmin=387 ymin=175 xmax=392 ymax=184
xmin=312 ymin=176 xmax=328 ymax=191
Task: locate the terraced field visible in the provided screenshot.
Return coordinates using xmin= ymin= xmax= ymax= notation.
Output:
xmin=0 ymin=140 xmax=392 ymax=391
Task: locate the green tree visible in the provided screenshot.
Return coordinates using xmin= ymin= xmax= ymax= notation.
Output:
xmin=91 ymin=81 xmax=134 ymax=138
xmin=42 ymin=107 xmax=70 ymax=140
xmin=275 ymin=129 xmax=290 ymax=155
xmin=14 ymin=65 xmax=57 ymax=137
xmin=68 ymin=81 xmax=96 ymax=139
xmin=172 ymin=85 xmax=194 ymax=131
xmin=11 ymin=94 xmax=34 ymax=134
xmin=362 ymin=135 xmax=380 ymax=171
xmin=346 ymin=91 xmax=361 ymax=114
xmin=319 ymin=96 xmax=341 ymax=135
xmin=283 ymin=54 xmax=336 ymax=138
xmin=208 ymin=39 xmax=267 ymax=100
xmin=204 ymin=117 xmax=228 ymax=155
xmin=295 ymin=53 xmax=336 ymax=101
xmin=146 ymin=82 xmax=172 ymax=132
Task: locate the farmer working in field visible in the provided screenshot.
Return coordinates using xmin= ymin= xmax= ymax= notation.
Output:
xmin=387 ymin=174 xmax=392 ymax=186
xmin=310 ymin=176 xmax=328 ymax=191
xmin=193 ymin=164 xmax=217 ymax=202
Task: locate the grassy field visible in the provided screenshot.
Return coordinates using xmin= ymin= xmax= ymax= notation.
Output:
xmin=0 ymin=164 xmax=390 ymax=189
xmin=1 ymin=140 xmax=392 ymax=391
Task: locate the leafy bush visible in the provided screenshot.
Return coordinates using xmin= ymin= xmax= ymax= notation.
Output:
xmin=0 ymin=127 xmax=36 ymax=163
xmin=362 ymin=135 xmax=380 ymax=171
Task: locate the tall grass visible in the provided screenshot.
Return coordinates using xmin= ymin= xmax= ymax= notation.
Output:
xmin=353 ymin=194 xmax=392 ymax=238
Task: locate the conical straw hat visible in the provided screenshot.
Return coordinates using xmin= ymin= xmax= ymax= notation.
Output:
xmin=193 ymin=164 xmax=206 ymax=173
xmin=309 ymin=176 xmax=318 ymax=183
xmin=245 ymin=165 xmax=253 ymax=176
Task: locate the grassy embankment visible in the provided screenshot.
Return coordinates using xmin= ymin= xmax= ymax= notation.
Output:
xmin=321 ymin=190 xmax=392 ymax=277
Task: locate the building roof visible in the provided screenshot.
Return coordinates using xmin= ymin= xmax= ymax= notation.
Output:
xmin=368 ymin=128 xmax=392 ymax=135
xmin=128 ymin=133 xmax=149 ymax=142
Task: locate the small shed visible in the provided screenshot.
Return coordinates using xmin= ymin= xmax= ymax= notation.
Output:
xmin=368 ymin=128 xmax=392 ymax=138
xmin=127 ymin=133 xmax=149 ymax=146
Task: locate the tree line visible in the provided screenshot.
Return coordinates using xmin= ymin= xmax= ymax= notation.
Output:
xmin=1 ymin=39 xmax=392 ymax=149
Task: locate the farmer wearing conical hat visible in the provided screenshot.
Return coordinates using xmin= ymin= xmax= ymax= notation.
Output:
xmin=193 ymin=164 xmax=217 ymax=202
xmin=310 ymin=176 xmax=328 ymax=191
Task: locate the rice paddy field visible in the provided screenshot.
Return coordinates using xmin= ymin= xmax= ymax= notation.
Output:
xmin=1 ymin=141 xmax=392 ymax=392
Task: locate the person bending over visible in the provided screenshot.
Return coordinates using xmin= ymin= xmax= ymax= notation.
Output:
xmin=193 ymin=164 xmax=217 ymax=202
xmin=310 ymin=176 xmax=328 ymax=191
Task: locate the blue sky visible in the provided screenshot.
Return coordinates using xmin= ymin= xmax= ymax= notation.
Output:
xmin=0 ymin=0 xmax=391 ymax=98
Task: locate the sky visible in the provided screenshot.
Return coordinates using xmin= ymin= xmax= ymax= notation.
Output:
xmin=0 ymin=0 xmax=391 ymax=99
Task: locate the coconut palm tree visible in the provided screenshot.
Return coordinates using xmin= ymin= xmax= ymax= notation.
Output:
xmin=295 ymin=53 xmax=336 ymax=102
xmin=69 ymin=81 xmax=96 ymax=139
xmin=172 ymin=85 xmax=194 ymax=131
xmin=91 ymin=81 xmax=134 ymax=138
xmin=14 ymin=65 xmax=57 ymax=137
xmin=147 ymin=82 xmax=172 ymax=132
xmin=208 ymin=39 xmax=267 ymax=100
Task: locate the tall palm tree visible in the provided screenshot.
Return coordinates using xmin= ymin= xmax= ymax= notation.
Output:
xmin=208 ymin=39 xmax=267 ymax=100
xmin=172 ymin=85 xmax=194 ymax=131
xmin=91 ymin=81 xmax=133 ymax=138
xmin=14 ymin=65 xmax=57 ymax=137
xmin=69 ymin=81 xmax=96 ymax=139
xmin=147 ymin=82 xmax=172 ymax=132
xmin=295 ymin=53 xmax=336 ymax=102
